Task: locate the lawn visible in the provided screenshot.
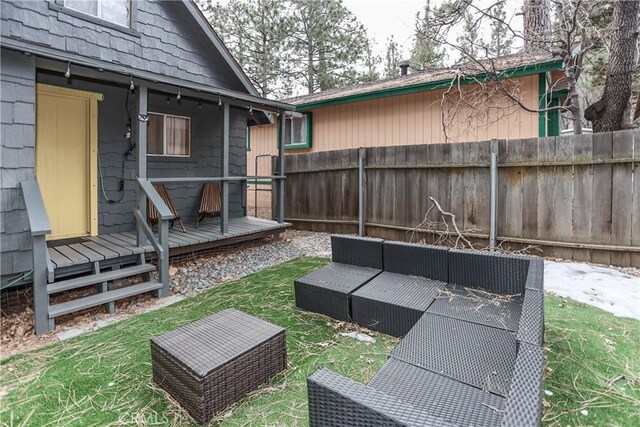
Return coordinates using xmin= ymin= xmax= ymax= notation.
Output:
xmin=0 ymin=257 xmax=638 ymax=426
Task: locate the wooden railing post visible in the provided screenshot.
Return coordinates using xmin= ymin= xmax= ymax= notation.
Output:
xmin=20 ymin=180 xmax=53 ymax=335
xmin=157 ymin=218 xmax=170 ymax=297
xmin=32 ymin=235 xmax=52 ymax=334
xmin=137 ymin=85 xmax=148 ymax=246
xmin=221 ymin=102 xmax=229 ymax=234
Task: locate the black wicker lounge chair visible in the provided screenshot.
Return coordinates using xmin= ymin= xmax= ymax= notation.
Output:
xmin=302 ymin=242 xmax=545 ymax=427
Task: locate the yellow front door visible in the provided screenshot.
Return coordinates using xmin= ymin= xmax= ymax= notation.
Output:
xmin=36 ymin=84 xmax=101 ymax=240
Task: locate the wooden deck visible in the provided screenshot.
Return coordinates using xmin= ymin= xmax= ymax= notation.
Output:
xmin=48 ymin=216 xmax=289 ymax=270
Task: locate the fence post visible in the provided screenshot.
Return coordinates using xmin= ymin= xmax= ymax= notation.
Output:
xmin=489 ymin=139 xmax=498 ymax=252
xmin=358 ymin=148 xmax=366 ymax=236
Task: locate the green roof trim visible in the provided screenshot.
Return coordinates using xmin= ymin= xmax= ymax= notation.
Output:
xmin=295 ymin=60 xmax=564 ymax=111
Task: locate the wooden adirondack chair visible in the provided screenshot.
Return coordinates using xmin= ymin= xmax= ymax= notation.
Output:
xmin=196 ymin=183 xmax=222 ymax=227
xmin=147 ymin=184 xmax=186 ymax=232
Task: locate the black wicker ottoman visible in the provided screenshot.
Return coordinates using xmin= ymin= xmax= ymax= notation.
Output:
xmin=295 ymin=235 xmax=384 ymax=321
xmin=150 ymin=308 xmax=287 ymax=423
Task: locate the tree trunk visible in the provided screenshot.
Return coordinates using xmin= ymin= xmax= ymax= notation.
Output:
xmin=307 ymin=48 xmax=314 ymax=94
xmin=566 ymin=63 xmax=583 ymax=134
xmin=584 ymin=0 xmax=639 ymax=132
xmin=523 ymin=0 xmax=550 ymax=53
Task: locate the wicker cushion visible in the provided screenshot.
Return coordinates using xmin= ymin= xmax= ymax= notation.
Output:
xmin=391 ymin=313 xmax=518 ymax=397
xmin=426 ymin=284 xmax=524 ymax=331
xmin=351 ymin=272 xmax=446 ymax=336
xmin=369 ymin=358 xmax=506 ymax=427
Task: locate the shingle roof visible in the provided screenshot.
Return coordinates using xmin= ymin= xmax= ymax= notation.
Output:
xmin=285 ymin=53 xmax=561 ymax=107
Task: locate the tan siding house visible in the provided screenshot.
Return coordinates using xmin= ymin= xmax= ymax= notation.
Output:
xmin=247 ymin=55 xmax=565 ymax=185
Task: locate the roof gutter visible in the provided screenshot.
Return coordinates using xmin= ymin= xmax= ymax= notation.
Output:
xmin=2 ymin=38 xmax=294 ymax=113
xmin=294 ymin=60 xmax=565 ymax=111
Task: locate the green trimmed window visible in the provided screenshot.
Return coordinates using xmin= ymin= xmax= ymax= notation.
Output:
xmin=283 ymin=113 xmax=312 ymax=149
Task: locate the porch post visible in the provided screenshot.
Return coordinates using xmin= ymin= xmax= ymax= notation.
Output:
xmin=221 ymin=102 xmax=229 ymax=234
xmin=136 ymin=85 xmax=148 ymax=246
xmin=277 ymin=112 xmax=285 ymax=223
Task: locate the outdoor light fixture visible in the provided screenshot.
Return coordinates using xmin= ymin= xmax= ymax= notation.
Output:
xmin=176 ymin=88 xmax=181 ymax=101
xmin=129 ymin=75 xmax=135 ymax=92
xmin=198 ymin=101 xmax=202 ymax=109
xmin=64 ymin=62 xmax=71 ymax=78
xmin=218 ymin=94 xmax=222 ymax=108
xmin=249 ymin=103 xmax=253 ymax=115
xmin=166 ymin=96 xmax=170 ymax=104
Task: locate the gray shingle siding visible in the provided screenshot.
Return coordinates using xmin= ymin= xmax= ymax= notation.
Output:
xmin=1 ymin=48 xmax=36 ymax=277
xmin=1 ymin=0 xmax=247 ymax=92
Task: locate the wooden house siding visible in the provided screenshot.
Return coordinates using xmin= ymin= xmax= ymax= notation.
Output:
xmin=247 ymin=75 xmax=540 ymax=175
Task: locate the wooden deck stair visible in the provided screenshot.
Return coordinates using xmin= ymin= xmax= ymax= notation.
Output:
xmin=46 ymin=258 xmax=160 ymax=321
xmin=49 ymin=281 xmax=162 ymax=318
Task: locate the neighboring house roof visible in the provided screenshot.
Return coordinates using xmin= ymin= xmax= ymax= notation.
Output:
xmin=286 ymin=54 xmax=564 ymax=110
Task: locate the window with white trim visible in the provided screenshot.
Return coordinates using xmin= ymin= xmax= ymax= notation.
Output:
xmin=147 ymin=113 xmax=191 ymax=157
xmin=64 ymin=0 xmax=130 ymax=27
xmin=284 ymin=114 xmax=311 ymax=148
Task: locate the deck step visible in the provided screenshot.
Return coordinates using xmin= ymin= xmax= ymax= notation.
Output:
xmin=47 ymin=264 xmax=156 ymax=295
xmin=48 ymin=281 xmax=163 ymax=318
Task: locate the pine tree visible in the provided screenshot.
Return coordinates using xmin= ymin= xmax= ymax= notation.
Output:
xmin=488 ymin=1 xmax=513 ymax=57
xmin=383 ymin=36 xmax=401 ymax=79
xmin=456 ymin=10 xmax=483 ymax=59
xmin=287 ymin=0 xmax=369 ymax=93
xmin=410 ymin=0 xmax=444 ymax=71
xmin=360 ymin=39 xmax=381 ymax=83
xmin=198 ymin=0 xmax=291 ymax=98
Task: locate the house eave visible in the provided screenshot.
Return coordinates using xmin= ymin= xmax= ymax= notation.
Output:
xmin=181 ymin=0 xmax=260 ymax=97
xmin=294 ymin=59 xmax=565 ymax=111
xmin=1 ymin=38 xmax=294 ymax=113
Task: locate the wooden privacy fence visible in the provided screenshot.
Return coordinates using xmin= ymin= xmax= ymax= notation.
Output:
xmin=277 ymin=129 xmax=640 ymax=267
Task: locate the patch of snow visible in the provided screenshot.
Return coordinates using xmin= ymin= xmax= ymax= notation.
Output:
xmin=544 ymin=260 xmax=640 ymax=320
xmin=339 ymin=331 xmax=376 ymax=343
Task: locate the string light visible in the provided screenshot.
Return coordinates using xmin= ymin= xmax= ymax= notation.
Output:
xmin=64 ymin=62 xmax=71 ymax=78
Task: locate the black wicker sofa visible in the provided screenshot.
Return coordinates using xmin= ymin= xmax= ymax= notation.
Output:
xmin=296 ymin=235 xmax=545 ymax=427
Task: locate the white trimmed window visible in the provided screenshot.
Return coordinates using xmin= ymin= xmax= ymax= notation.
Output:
xmin=147 ymin=113 xmax=191 ymax=157
xmin=283 ymin=114 xmax=312 ymax=148
xmin=64 ymin=0 xmax=130 ymax=27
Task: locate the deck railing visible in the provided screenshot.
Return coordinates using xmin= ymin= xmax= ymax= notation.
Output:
xmin=20 ymin=179 xmax=53 ymax=335
xmin=135 ymin=178 xmax=172 ymax=297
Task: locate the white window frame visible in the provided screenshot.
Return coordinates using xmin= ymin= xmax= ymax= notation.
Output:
xmin=63 ymin=0 xmax=131 ymax=28
xmin=284 ymin=115 xmax=309 ymax=148
xmin=147 ymin=112 xmax=192 ymax=158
